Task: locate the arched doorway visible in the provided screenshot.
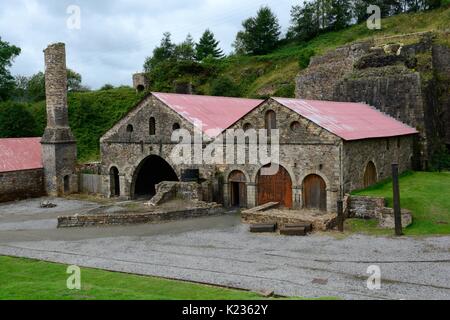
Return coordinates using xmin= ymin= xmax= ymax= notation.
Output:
xmin=63 ymin=175 xmax=70 ymax=194
xmin=303 ymin=174 xmax=327 ymax=211
xmin=132 ymin=155 xmax=179 ymax=199
xmin=228 ymin=171 xmax=247 ymax=208
xmin=256 ymin=164 xmax=293 ymax=208
xmin=110 ymin=167 xmax=120 ymax=197
xmin=363 ymin=161 xmax=377 ymax=188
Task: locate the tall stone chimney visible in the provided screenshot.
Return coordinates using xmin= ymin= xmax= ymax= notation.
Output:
xmin=41 ymin=43 xmax=77 ymax=196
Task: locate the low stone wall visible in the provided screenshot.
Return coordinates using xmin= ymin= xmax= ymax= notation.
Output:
xmin=58 ymin=206 xmax=225 ymax=228
xmin=0 ymin=169 xmax=45 ymax=203
xmin=147 ymin=181 xmax=202 ymax=206
xmin=349 ymin=195 xmax=412 ymax=229
xmin=349 ymin=196 xmax=386 ymax=219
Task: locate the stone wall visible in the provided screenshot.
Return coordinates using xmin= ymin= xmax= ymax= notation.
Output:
xmin=296 ymin=32 xmax=450 ymax=168
xmin=58 ymin=206 xmax=225 ymax=228
xmin=343 ymin=135 xmax=414 ymax=192
xmin=0 ymin=169 xmax=45 ymax=202
xmin=348 ymin=195 xmax=385 ymax=219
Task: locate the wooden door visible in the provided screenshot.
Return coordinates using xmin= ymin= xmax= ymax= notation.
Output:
xmin=303 ymin=174 xmax=326 ymax=211
xmin=229 ymin=171 xmax=247 ymax=207
xmin=363 ymin=162 xmax=377 ymax=188
xmin=257 ymin=165 xmax=293 ymax=208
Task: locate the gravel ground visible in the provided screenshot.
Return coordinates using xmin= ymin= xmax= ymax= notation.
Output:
xmin=0 ymin=198 xmax=449 ymax=300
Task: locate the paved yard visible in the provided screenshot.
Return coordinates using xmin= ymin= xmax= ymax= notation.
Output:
xmin=0 ymin=197 xmax=449 ymax=300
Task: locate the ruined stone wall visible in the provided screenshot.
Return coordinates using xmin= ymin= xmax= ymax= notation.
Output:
xmin=343 ymin=135 xmax=414 ymax=192
xmin=0 ymin=169 xmax=45 ymax=202
xmin=296 ymin=33 xmax=449 ymax=168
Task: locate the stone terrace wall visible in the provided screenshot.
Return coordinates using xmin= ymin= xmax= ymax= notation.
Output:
xmin=0 ymin=169 xmax=45 ymax=202
xmin=349 ymin=196 xmax=385 ymax=219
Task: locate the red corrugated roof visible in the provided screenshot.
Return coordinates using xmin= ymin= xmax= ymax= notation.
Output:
xmin=153 ymin=92 xmax=263 ymax=137
xmin=0 ymin=138 xmax=43 ymax=173
xmin=273 ymin=98 xmax=418 ymax=141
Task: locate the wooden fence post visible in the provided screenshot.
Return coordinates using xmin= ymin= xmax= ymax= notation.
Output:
xmin=392 ymin=163 xmax=403 ymax=236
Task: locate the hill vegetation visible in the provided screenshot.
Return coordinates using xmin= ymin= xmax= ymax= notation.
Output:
xmin=0 ymin=5 xmax=449 ymax=161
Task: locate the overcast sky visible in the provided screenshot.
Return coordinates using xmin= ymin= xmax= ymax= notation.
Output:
xmin=0 ymin=0 xmax=296 ymax=89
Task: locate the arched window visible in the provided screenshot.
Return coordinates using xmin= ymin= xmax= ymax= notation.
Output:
xmin=290 ymin=121 xmax=301 ymax=132
xmin=172 ymin=123 xmax=180 ymax=131
xmin=265 ymin=110 xmax=277 ymax=133
xmin=149 ymin=117 xmax=156 ymax=135
xmin=243 ymin=123 xmax=253 ymax=131
xmin=126 ymin=124 xmax=134 ymax=133
xmin=363 ymin=161 xmax=377 ymax=188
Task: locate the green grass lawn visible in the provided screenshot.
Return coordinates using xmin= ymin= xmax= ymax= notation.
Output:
xmin=348 ymin=171 xmax=450 ymax=236
xmin=0 ymin=256 xmax=271 ymax=300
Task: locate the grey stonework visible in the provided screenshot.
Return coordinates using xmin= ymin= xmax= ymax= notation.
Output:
xmin=132 ymin=73 xmax=149 ymax=92
xmin=0 ymin=169 xmax=45 ymax=202
xmin=41 ymin=43 xmax=77 ymax=196
xmin=295 ymin=32 xmax=450 ymax=168
xmin=100 ymin=95 xmax=415 ymax=214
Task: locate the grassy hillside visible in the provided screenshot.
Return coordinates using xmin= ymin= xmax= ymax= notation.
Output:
xmin=29 ymin=87 xmax=144 ymax=162
xmin=349 ymin=171 xmax=450 ymax=236
xmin=28 ymin=7 xmax=450 ymax=162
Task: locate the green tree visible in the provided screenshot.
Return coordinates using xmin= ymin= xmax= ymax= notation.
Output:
xmin=144 ymin=32 xmax=176 ymax=72
xmin=210 ymin=76 xmax=241 ymax=97
xmin=233 ymin=6 xmax=281 ymax=55
xmin=195 ymin=30 xmax=224 ymax=61
xmin=67 ymin=69 xmax=84 ymax=92
xmin=26 ymin=72 xmax=46 ymax=101
xmin=329 ymin=0 xmax=353 ymax=30
xmin=174 ymin=34 xmax=196 ymax=61
xmin=0 ymin=38 xmax=21 ymax=101
xmin=289 ymin=2 xmax=321 ymax=41
xmin=0 ymin=101 xmax=38 ymax=137
xmin=100 ymin=84 xmax=114 ymax=90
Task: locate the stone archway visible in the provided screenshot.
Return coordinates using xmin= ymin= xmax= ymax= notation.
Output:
xmin=131 ymin=155 xmax=178 ymax=199
xmin=363 ymin=161 xmax=377 ymax=188
xmin=228 ymin=170 xmax=247 ymax=208
xmin=303 ymin=174 xmax=327 ymax=211
xmin=256 ymin=164 xmax=293 ymax=209
xmin=110 ymin=167 xmax=120 ymax=197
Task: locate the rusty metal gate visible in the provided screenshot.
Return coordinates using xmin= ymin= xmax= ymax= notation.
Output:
xmin=257 ymin=165 xmax=293 ymax=208
xmin=363 ymin=161 xmax=377 ymax=188
xmin=303 ymin=174 xmax=327 ymax=211
xmin=229 ymin=171 xmax=247 ymax=207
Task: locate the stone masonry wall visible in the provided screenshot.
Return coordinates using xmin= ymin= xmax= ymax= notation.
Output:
xmin=343 ymin=135 xmax=414 ymax=192
xmin=296 ymin=32 xmax=449 ymax=168
xmin=0 ymin=169 xmax=45 ymax=202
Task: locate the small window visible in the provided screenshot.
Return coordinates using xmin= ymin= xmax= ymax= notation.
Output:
xmin=126 ymin=124 xmax=134 ymax=133
xmin=172 ymin=123 xmax=180 ymax=131
xmin=397 ymin=137 xmax=401 ymax=148
xmin=386 ymin=138 xmax=390 ymax=150
xmin=243 ymin=123 xmax=253 ymax=131
xmin=149 ymin=117 xmax=156 ymax=135
xmin=265 ymin=110 xmax=277 ymax=132
xmin=290 ymin=121 xmax=301 ymax=132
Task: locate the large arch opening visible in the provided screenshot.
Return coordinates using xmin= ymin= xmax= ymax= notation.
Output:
xmin=110 ymin=167 xmax=120 ymax=197
xmin=228 ymin=170 xmax=247 ymax=208
xmin=256 ymin=164 xmax=293 ymax=209
xmin=363 ymin=161 xmax=377 ymax=188
xmin=132 ymin=155 xmax=179 ymax=199
xmin=303 ymin=174 xmax=327 ymax=211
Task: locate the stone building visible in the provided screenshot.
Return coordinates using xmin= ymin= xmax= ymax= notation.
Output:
xmin=99 ymin=92 xmax=417 ymax=213
xmin=132 ymin=73 xmax=150 ymax=92
xmin=0 ymin=138 xmax=45 ymax=202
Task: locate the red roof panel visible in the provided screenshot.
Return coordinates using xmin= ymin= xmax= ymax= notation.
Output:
xmin=153 ymin=92 xmax=263 ymax=137
xmin=273 ymin=98 xmax=418 ymax=141
xmin=0 ymin=138 xmax=43 ymax=173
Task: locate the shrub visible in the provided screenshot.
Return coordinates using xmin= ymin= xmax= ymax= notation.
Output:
xmin=0 ymin=101 xmax=38 ymax=137
xmin=298 ymin=48 xmax=315 ymax=69
xmin=210 ymin=76 xmax=241 ymax=97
